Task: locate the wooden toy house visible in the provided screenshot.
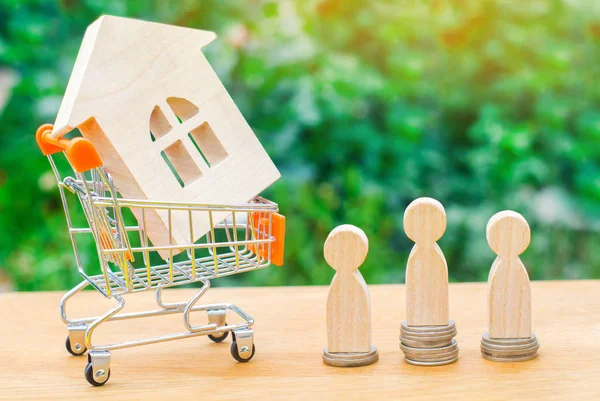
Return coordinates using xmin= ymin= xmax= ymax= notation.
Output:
xmin=51 ymin=16 xmax=280 ymax=256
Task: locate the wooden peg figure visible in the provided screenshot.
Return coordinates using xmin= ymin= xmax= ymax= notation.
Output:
xmin=486 ymin=211 xmax=532 ymax=339
xmin=403 ymin=198 xmax=449 ymax=326
xmin=322 ymin=225 xmax=378 ymax=367
xmin=481 ymin=210 xmax=539 ymax=361
xmin=399 ymin=198 xmax=458 ymax=365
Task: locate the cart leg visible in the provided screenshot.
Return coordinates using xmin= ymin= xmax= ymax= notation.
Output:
xmin=160 ymin=284 xmax=230 ymax=342
xmin=85 ymin=350 xmax=111 ymax=386
xmin=66 ymin=323 xmax=87 ymax=356
xmin=182 ymin=279 xmax=212 ymax=332
xmin=231 ymin=328 xmax=255 ymax=362
xmin=156 ymin=287 xmax=188 ymax=310
xmin=79 ymin=295 xmax=123 ymax=385
xmin=84 ymin=294 xmax=125 ymax=351
xmin=60 ymin=280 xmax=90 ymax=325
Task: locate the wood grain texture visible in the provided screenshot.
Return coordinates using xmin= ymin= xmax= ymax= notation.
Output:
xmin=51 ymin=15 xmax=280 ymax=258
xmin=1 ymin=281 xmax=600 ymax=400
xmin=487 ymin=211 xmax=532 ymax=338
xmin=324 ymin=225 xmax=372 ymax=353
xmin=404 ymin=197 xmax=449 ymax=326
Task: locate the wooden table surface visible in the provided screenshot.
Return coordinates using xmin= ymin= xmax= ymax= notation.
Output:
xmin=1 ymin=281 xmax=599 ymax=400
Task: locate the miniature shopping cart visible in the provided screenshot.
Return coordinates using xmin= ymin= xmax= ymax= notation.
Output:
xmin=35 ymin=124 xmax=285 ymax=386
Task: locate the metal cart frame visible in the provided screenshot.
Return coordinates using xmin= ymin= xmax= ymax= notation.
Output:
xmin=36 ymin=124 xmax=285 ymax=386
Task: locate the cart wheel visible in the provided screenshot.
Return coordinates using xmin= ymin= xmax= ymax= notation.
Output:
xmin=208 ymin=330 xmax=229 ymax=343
xmin=65 ymin=336 xmax=86 ymax=356
xmin=230 ymin=341 xmax=255 ymax=362
xmin=85 ymin=363 xmax=111 ymax=387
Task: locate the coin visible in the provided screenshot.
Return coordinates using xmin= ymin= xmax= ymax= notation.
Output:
xmin=481 ymin=332 xmax=537 ymax=346
xmin=401 ymin=339 xmax=458 ymax=355
xmin=322 ymin=345 xmax=379 ymax=367
xmin=481 ymin=353 xmax=538 ymax=363
xmin=400 ymin=337 xmax=453 ymax=348
xmin=401 ymin=327 xmax=457 ymax=338
xmin=401 ymin=325 xmax=450 ymax=332
xmin=406 ymin=354 xmax=457 ymax=363
xmin=405 ymin=355 xmax=458 ymax=367
xmin=403 ymin=348 xmax=459 ymax=360
xmin=480 ymin=344 xmax=539 ymax=357
xmin=401 ymin=332 xmax=456 ymax=343
xmin=482 ymin=340 xmax=536 ymax=348
xmin=401 ymin=320 xmax=455 ymax=333
xmin=481 ymin=341 xmax=539 ymax=352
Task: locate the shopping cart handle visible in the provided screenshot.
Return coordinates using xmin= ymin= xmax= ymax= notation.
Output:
xmin=250 ymin=212 xmax=286 ymax=266
xmin=36 ymin=124 xmax=103 ymax=173
xmin=270 ymin=213 xmax=285 ymax=266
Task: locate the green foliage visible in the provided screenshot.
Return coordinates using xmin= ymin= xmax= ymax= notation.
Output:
xmin=0 ymin=0 xmax=599 ymax=291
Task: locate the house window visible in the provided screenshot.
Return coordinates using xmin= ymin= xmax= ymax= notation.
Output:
xmin=188 ymin=122 xmax=228 ymax=167
xmin=149 ymin=105 xmax=172 ymax=140
xmin=149 ymin=97 xmax=228 ymax=187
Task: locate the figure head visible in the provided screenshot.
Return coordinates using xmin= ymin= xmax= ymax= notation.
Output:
xmin=324 ymin=224 xmax=369 ymax=272
xmin=403 ymin=197 xmax=446 ymax=243
xmin=486 ymin=211 xmax=530 ymax=258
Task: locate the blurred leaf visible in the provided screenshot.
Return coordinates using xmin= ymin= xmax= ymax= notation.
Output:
xmin=1 ymin=0 xmax=599 ymax=291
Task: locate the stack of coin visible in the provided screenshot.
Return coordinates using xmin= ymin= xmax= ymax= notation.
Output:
xmin=480 ymin=332 xmax=539 ymax=362
xmin=399 ymin=320 xmax=458 ymax=366
xmin=322 ymin=345 xmax=379 ymax=367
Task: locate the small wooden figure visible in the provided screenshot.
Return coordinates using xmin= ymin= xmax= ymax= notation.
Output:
xmin=400 ymin=198 xmax=458 ymax=366
xmin=322 ymin=225 xmax=378 ymax=367
xmin=50 ymin=15 xmax=280 ymax=258
xmin=403 ymin=197 xmax=449 ymax=326
xmin=481 ymin=210 xmax=539 ymax=362
xmin=486 ymin=211 xmax=532 ymax=338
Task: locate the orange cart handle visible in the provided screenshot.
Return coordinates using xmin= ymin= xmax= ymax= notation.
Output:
xmin=250 ymin=212 xmax=286 ymax=266
xmin=36 ymin=124 xmax=103 ymax=172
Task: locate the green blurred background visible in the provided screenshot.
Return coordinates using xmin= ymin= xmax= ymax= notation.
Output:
xmin=0 ymin=0 xmax=599 ymax=292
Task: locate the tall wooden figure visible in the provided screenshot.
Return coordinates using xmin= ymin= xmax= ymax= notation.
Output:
xmin=399 ymin=198 xmax=459 ymax=366
xmin=322 ymin=225 xmax=378 ymax=367
xmin=481 ymin=211 xmax=539 ymax=361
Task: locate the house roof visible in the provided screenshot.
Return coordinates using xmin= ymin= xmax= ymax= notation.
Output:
xmin=52 ymin=15 xmax=217 ymax=136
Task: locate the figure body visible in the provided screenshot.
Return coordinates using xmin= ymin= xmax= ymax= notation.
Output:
xmin=327 ymin=269 xmax=371 ymax=352
xmin=324 ymin=225 xmax=371 ymax=353
xmin=487 ymin=211 xmax=532 ymax=339
xmin=404 ymin=198 xmax=449 ymax=326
